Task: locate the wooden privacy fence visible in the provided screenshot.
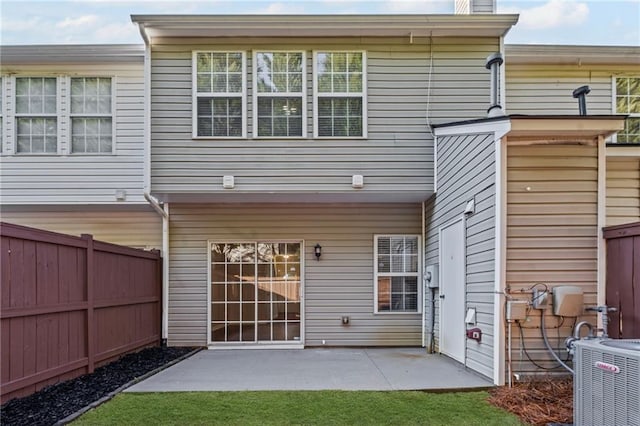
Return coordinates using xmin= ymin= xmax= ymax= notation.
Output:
xmin=1 ymin=222 xmax=162 ymax=403
xmin=604 ymin=221 xmax=640 ymax=339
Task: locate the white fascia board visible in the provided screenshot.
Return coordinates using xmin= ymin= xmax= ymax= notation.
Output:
xmin=606 ymin=146 xmax=640 ymax=157
xmin=433 ymin=119 xmax=511 ymax=140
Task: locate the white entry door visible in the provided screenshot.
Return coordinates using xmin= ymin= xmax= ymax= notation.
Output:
xmin=439 ymin=218 xmax=466 ymax=363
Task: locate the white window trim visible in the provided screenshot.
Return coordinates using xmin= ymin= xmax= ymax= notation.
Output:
xmin=252 ymin=50 xmax=307 ymax=139
xmin=192 ymin=50 xmax=247 ymax=139
xmin=312 ymin=50 xmax=367 ymax=139
xmin=68 ymin=75 xmax=117 ymax=155
xmin=373 ymin=234 xmax=422 ymax=315
xmin=13 ymin=75 xmax=62 ymax=156
xmin=612 ymin=76 xmax=640 ymax=144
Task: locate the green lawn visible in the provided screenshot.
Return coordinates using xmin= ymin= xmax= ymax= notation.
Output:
xmin=74 ymin=391 xmax=522 ymax=425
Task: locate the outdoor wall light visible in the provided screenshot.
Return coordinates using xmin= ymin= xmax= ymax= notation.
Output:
xmin=314 ymin=243 xmax=322 ymax=261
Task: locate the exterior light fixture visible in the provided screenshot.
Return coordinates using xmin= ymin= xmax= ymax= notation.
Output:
xmin=314 ymin=243 xmax=322 ymax=261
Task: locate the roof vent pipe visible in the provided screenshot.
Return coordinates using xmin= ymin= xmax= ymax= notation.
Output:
xmin=572 ymin=85 xmax=591 ymax=116
xmin=485 ymin=52 xmax=504 ymax=117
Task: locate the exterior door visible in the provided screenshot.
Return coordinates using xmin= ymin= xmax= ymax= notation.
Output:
xmin=439 ymin=219 xmax=466 ymax=363
xmin=209 ymin=241 xmax=302 ymax=345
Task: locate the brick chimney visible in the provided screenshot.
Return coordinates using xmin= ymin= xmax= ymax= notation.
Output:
xmin=455 ymin=0 xmax=496 ymax=14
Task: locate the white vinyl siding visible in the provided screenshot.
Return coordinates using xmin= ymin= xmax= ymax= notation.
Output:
xmin=0 ymin=209 xmax=161 ymax=249
xmin=374 ymin=235 xmax=421 ymax=313
xmin=150 ymin=37 xmax=498 ymax=197
xmin=614 ymin=77 xmax=640 ymax=143
xmin=314 ymin=51 xmax=366 ymax=138
xmin=0 ymin=60 xmax=146 ymax=205
xmin=193 ymin=51 xmax=246 ymax=138
xmin=426 ymin=132 xmax=497 ymax=379
xmin=254 ymin=51 xmax=306 ymax=138
xmin=15 ymin=77 xmax=58 ymax=154
xmin=70 ymin=77 xmax=114 ymax=154
xmin=167 ymin=203 xmax=422 ymax=347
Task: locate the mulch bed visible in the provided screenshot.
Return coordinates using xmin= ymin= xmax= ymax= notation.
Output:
xmin=488 ymin=377 xmax=573 ymax=426
xmin=1 ymin=346 xmax=196 ymax=426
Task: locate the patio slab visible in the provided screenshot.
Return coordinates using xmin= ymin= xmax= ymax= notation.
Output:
xmin=125 ymin=348 xmax=492 ymax=392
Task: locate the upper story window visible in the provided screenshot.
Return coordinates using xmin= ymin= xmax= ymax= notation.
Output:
xmin=194 ymin=51 xmax=246 ymax=138
xmin=374 ymin=235 xmax=421 ymax=314
xmin=615 ymin=77 xmax=640 ymax=143
xmin=254 ymin=51 xmax=305 ymax=138
xmin=15 ymin=77 xmax=57 ymax=153
xmin=314 ymin=51 xmax=366 ymax=138
xmin=70 ymin=77 xmax=113 ymax=154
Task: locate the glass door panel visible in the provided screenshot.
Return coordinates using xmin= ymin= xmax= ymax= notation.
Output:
xmin=210 ymin=241 xmax=301 ymax=343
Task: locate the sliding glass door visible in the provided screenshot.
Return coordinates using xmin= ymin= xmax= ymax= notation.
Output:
xmin=210 ymin=241 xmax=302 ymax=344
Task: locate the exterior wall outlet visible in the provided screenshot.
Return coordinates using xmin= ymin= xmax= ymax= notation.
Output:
xmin=466 ymin=327 xmax=482 ymax=342
xmin=352 ymin=175 xmax=364 ymax=188
xmin=341 ymin=316 xmax=350 ymax=325
xmin=115 ymin=189 xmax=127 ymax=201
xmin=222 ymin=175 xmax=235 ymax=189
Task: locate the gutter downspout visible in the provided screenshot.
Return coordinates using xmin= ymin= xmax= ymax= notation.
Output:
xmin=421 ymin=201 xmax=426 ymax=348
xmin=137 ymin=22 xmax=169 ymax=344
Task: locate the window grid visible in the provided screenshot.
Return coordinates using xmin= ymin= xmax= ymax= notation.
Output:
xmin=70 ymin=77 xmax=113 ymax=154
xmin=15 ymin=77 xmax=58 ymax=154
xmin=254 ymin=51 xmax=305 ymax=138
xmin=194 ymin=52 xmax=245 ymax=138
xmin=314 ymin=51 xmax=366 ymax=138
xmin=615 ymin=77 xmax=640 ymax=143
xmin=374 ymin=235 xmax=421 ymax=314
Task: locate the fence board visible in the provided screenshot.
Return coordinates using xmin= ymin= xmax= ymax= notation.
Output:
xmin=0 ymin=222 xmax=161 ymax=403
xmin=604 ymin=221 xmax=640 ymax=339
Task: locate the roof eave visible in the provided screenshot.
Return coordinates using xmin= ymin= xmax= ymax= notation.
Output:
xmin=130 ymin=14 xmax=519 ymax=40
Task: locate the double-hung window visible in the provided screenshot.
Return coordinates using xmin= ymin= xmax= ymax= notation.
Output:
xmin=194 ymin=51 xmax=245 ymax=138
xmin=254 ymin=51 xmax=305 ymax=138
xmin=314 ymin=51 xmax=366 ymax=138
xmin=70 ymin=77 xmax=113 ymax=153
xmin=374 ymin=235 xmax=421 ymax=313
xmin=615 ymin=77 xmax=640 ymax=143
xmin=15 ymin=77 xmax=57 ymax=153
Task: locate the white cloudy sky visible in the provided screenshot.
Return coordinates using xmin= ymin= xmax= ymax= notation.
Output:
xmin=1 ymin=0 xmax=638 ymax=45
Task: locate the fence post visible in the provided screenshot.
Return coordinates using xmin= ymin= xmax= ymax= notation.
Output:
xmin=151 ymin=249 xmax=163 ymax=346
xmin=82 ymin=234 xmax=95 ymax=373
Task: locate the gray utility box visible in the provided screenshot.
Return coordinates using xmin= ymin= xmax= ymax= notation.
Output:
xmin=552 ymin=285 xmax=584 ymax=317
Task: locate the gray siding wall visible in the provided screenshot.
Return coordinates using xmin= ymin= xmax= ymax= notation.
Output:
xmin=0 ymin=209 xmax=161 ymax=249
xmin=425 ymin=132 xmax=496 ymax=379
xmin=150 ymin=36 xmax=499 ymax=197
xmin=168 ymin=203 xmax=422 ymax=347
xmin=505 ymin=64 xmax=614 ymax=115
xmin=0 ymin=62 xmax=145 ymax=205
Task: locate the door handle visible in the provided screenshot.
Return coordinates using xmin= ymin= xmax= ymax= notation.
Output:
xmin=439 ymin=294 xmax=445 ymax=299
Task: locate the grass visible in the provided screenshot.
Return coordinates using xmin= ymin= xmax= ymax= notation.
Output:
xmin=74 ymin=390 xmax=522 ymax=425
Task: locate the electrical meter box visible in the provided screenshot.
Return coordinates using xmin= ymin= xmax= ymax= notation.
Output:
xmin=425 ymin=265 xmax=439 ymax=288
xmin=552 ymin=286 xmax=584 ymax=317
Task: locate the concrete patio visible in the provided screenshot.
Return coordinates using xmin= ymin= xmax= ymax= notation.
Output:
xmin=126 ymin=348 xmax=492 ymax=392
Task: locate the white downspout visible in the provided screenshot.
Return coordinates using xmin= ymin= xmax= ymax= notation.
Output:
xmin=421 ymin=200 xmax=426 ymax=348
xmin=137 ymin=22 xmax=169 ymax=343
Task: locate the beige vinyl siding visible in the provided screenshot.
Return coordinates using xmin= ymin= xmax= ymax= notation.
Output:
xmin=150 ymin=37 xmax=499 ymax=198
xmin=425 ymin=132 xmax=496 ymax=379
xmin=505 ymin=64 xmax=615 ymax=115
xmin=0 ymin=209 xmax=161 ymax=249
xmin=0 ymin=63 xmax=145 ymax=205
xmin=606 ymin=157 xmax=640 ymax=226
xmin=506 ymin=144 xmax=598 ymax=375
xmin=168 ymin=203 xmax=421 ymax=347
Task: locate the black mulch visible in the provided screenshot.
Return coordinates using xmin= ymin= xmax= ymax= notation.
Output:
xmin=1 ymin=346 xmax=196 ymax=426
